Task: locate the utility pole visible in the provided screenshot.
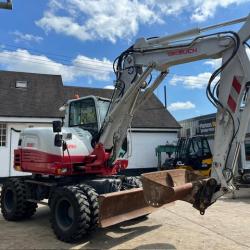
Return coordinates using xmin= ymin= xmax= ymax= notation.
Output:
xmin=164 ymin=85 xmax=167 ymax=108
xmin=0 ymin=0 xmax=12 ymax=10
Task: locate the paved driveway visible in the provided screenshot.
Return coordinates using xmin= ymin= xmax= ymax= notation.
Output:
xmin=1 ymin=190 xmax=250 ymax=249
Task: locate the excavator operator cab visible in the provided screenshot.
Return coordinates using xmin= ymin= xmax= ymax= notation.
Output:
xmin=66 ymin=95 xmax=110 ymax=137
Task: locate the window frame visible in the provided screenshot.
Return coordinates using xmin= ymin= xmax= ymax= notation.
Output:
xmin=68 ymin=97 xmax=99 ymax=131
xmin=15 ymin=80 xmax=28 ymax=89
xmin=0 ymin=123 xmax=7 ymax=147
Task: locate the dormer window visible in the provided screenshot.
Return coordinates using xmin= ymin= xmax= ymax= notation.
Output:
xmin=15 ymin=80 xmax=27 ymax=89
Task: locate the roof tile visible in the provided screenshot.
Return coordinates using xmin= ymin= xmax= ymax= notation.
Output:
xmin=0 ymin=71 xmax=180 ymax=129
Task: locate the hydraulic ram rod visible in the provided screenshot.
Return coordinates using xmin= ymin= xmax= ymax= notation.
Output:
xmin=145 ymin=15 xmax=249 ymax=46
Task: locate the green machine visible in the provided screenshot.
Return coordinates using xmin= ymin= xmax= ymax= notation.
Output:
xmin=155 ymin=144 xmax=177 ymax=170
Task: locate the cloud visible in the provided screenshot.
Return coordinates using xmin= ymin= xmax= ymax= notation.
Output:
xmin=169 ymin=72 xmax=215 ymax=89
xmin=36 ymin=0 xmax=249 ymax=43
xmin=191 ymin=0 xmax=249 ymax=22
xmin=168 ymin=101 xmax=196 ymax=111
xmin=11 ymin=31 xmax=43 ymax=43
xmin=104 ymin=85 xmax=115 ymax=89
xmin=36 ymin=12 xmax=91 ymax=41
xmin=36 ymin=0 xmax=160 ymax=43
xmin=0 ymin=49 xmax=113 ymax=83
xmin=204 ymin=59 xmax=222 ymax=70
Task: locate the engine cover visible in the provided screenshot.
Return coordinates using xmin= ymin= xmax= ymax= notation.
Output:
xmin=15 ymin=127 xmax=93 ymax=175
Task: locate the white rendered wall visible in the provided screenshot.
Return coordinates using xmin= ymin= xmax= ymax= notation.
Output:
xmin=127 ymin=131 xmax=178 ymax=169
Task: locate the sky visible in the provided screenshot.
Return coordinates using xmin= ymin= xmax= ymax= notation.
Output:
xmin=0 ymin=0 xmax=250 ymax=120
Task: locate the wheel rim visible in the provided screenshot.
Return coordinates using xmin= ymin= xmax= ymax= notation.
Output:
xmin=55 ymin=198 xmax=75 ymax=231
xmin=4 ymin=188 xmax=15 ymax=212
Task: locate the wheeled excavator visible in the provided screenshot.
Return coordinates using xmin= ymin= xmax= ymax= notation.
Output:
xmin=1 ymin=14 xmax=250 ymax=242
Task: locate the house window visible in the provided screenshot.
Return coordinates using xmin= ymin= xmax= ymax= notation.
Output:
xmin=0 ymin=123 xmax=7 ymax=147
xmin=15 ymin=80 xmax=27 ymax=89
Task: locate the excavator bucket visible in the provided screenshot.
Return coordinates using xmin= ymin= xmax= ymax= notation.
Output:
xmin=141 ymin=169 xmax=208 ymax=208
xmin=98 ymin=188 xmax=156 ymax=228
xmin=98 ymin=169 xmax=216 ymax=227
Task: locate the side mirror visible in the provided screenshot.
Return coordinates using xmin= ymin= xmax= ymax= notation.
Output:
xmin=54 ymin=134 xmax=63 ymax=147
xmin=52 ymin=120 xmax=62 ymax=133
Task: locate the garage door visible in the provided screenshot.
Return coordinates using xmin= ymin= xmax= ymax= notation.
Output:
xmin=127 ymin=132 xmax=177 ymax=169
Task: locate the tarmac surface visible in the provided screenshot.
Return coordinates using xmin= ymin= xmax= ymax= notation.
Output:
xmin=1 ymin=189 xmax=250 ymax=249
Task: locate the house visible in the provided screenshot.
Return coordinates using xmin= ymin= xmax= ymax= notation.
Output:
xmin=0 ymin=70 xmax=180 ymax=177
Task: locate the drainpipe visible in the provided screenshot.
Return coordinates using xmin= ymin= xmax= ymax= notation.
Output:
xmin=164 ymin=85 xmax=167 ymax=108
xmin=8 ymin=128 xmax=21 ymax=176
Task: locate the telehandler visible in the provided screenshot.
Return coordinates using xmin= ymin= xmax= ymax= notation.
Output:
xmin=162 ymin=136 xmax=212 ymax=177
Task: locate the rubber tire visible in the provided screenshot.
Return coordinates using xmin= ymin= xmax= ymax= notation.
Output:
xmin=77 ymin=184 xmax=99 ymax=230
xmin=50 ymin=186 xmax=91 ymax=243
xmin=0 ymin=178 xmax=37 ymax=221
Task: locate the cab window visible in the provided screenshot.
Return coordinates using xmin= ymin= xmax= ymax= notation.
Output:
xmin=98 ymin=99 xmax=110 ymax=125
xmin=69 ymin=98 xmax=98 ymax=135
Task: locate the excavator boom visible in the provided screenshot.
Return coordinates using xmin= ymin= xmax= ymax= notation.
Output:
xmin=92 ymin=12 xmax=250 ymax=226
xmin=100 ymin=14 xmax=250 ymax=215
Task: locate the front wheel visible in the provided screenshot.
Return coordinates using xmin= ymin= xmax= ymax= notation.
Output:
xmin=49 ymin=186 xmax=91 ymax=243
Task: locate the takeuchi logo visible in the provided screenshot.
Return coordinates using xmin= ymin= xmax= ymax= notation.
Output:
xmin=167 ymin=48 xmax=198 ymax=56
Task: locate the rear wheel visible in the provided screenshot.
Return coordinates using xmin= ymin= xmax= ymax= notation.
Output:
xmin=50 ymin=186 xmax=91 ymax=243
xmin=1 ymin=178 xmax=37 ymax=221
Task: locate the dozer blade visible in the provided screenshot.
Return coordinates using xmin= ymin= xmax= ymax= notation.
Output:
xmin=141 ymin=169 xmax=216 ymax=212
xmin=98 ymin=188 xmax=156 ymax=228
